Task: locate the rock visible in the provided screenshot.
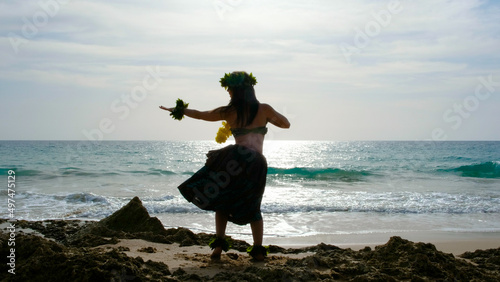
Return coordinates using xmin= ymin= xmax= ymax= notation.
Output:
xmin=213 ymin=271 xmax=262 ymax=281
xmin=282 ymin=236 xmax=500 ymax=281
xmin=165 ymin=227 xmax=199 ymax=246
xmin=0 ymin=232 xmax=172 ymax=282
xmin=244 ymin=265 xmax=323 ymax=281
xmin=138 ymin=247 xmax=157 ymax=253
xmin=226 ymin=253 xmax=239 ymax=260
xmin=460 ymin=247 xmax=500 ymax=272
xmin=100 ymin=196 xmax=167 ymax=235
xmin=172 ymin=267 xmax=186 ymax=276
xmin=65 ymin=197 xmax=172 ymax=247
xmin=15 ymin=219 xmax=93 ymax=242
xmin=4 ymin=202 xmax=500 ymax=281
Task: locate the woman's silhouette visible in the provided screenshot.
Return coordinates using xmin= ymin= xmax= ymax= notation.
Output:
xmin=160 ymin=71 xmax=290 ymax=260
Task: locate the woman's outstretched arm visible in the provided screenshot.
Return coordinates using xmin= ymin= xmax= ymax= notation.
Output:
xmin=159 ymin=106 xmax=223 ymax=122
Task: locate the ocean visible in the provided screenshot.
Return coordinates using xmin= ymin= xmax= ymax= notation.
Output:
xmin=1 ymin=140 xmax=499 ymax=245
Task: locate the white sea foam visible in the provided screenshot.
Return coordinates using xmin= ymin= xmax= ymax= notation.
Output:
xmin=1 ymin=140 xmax=500 ymax=239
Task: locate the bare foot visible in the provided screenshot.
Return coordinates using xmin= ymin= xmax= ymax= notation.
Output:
xmin=252 ymin=253 xmax=265 ymax=262
xmin=210 ymin=246 xmax=222 ymax=260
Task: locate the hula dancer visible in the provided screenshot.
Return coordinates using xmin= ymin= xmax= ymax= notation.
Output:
xmin=160 ymin=71 xmax=290 ymax=261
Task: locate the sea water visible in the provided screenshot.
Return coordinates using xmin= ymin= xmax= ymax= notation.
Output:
xmin=1 ymin=140 xmax=499 ymax=244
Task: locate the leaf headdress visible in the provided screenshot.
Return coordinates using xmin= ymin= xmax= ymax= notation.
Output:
xmin=220 ymin=72 xmax=257 ymax=90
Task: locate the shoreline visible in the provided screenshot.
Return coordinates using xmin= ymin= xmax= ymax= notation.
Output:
xmin=4 ymin=219 xmax=500 ymax=256
xmin=9 ymin=217 xmax=500 ymax=257
xmin=1 ymin=197 xmax=499 ymax=281
xmin=262 ymin=230 xmax=500 ymax=256
xmin=3 ymin=221 xmax=500 ymax=281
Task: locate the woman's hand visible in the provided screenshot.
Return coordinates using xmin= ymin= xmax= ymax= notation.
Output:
xmin=159 ymin=106 xmax=173 ymax=112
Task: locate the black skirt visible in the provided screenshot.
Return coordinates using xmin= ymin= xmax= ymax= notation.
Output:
xmin=178 ymin=145 xmax=267 ymax=225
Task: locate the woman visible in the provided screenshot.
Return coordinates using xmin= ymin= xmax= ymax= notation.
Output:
xmin=159 ymin=71 xmax=290 ymax=261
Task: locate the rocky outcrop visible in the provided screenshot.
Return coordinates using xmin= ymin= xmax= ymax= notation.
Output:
xmin=1 ymin=197 xmax=499 ymax=281
xmin=65 ymin=196 xmax=209 ymax=247
xmin=0 ymin=232 xmax=172 ymax=282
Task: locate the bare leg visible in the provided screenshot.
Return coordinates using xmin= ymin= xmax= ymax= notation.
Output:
xmin=216 ymin=211 xmax=229 ymax=238
xmin=211 ymin=211 xmax=229 ymax=259
xmin=250 ymin=219 xmax=265 ymax=261
xmin=250 ymin=219 xmax=263 ymax=245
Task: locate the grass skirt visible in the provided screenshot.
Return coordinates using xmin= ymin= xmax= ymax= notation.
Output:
xmin=178 ymin=145 xmax=267 ymax=225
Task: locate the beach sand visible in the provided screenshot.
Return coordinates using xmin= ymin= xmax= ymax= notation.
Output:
xmin=92 ymin=235 xmax=500 ymax=278
xmin=1 ymin=197 xmax=499 ymax=281
xmin=94 ymin=239 xmax=314 ymax=279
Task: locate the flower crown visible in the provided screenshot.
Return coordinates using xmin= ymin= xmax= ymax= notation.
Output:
xmin=220 ymin=72 xmax=257 ymax=90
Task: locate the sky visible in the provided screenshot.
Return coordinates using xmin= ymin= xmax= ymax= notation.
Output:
xmin=1 ymin=0 xmax=499 ymax=141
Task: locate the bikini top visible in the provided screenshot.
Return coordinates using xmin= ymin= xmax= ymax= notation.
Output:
xmin=230 ymin=126 xmax=268 ymax=137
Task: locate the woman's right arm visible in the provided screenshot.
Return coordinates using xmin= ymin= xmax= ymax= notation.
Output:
xmin=263 ymin=104 xmax=290 ymax=129
xmin=159 ymin=106 xmax=223 ymax=122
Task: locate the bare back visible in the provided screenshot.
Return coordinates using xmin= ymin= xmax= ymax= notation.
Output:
xmin=224 ymin=103 xmax=290 ymax=154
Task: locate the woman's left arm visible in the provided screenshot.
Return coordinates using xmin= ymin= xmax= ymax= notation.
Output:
xmin=159 ymin=106 xmax=223 ymax=122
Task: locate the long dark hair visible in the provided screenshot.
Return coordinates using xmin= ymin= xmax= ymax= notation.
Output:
xmin=220 ymin=85 xmax=259 ymax=127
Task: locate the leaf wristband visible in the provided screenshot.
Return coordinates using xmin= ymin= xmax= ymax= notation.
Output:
xmin=170 ymin=98 xmax=189 ymax=120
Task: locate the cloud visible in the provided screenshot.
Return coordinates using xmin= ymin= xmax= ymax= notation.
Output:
xmin=1 ymin=0 xmax=499 ymax=140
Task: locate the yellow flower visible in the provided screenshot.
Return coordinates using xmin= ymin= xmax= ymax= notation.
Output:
xmin=215 ymin=121 xmax=231 ymax=143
